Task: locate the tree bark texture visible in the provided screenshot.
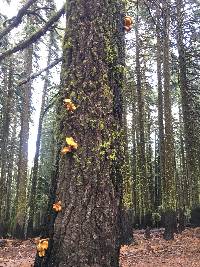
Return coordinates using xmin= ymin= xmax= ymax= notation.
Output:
xmin=176 ymin=0 xmax=200 ymax=207
xmin=42 ymin=0 xmax=125 ymax=266
xmin=162 ymin=0 xmax=177 ymax=240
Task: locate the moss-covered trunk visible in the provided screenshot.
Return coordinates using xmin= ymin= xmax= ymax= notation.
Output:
xmin=39 ymin=0 xmax=125 ymax=266
xmin=12 ymin=45 xmax=33 ymax=238
xmin=162 ymin=0 xmax=177 ymax=240
xmin=176 ymin=0 xmax=200 ymax=208
xmin=0 ymin=61 xmax=13 ymax=234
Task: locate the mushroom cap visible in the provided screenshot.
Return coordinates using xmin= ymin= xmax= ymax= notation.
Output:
xmin=63 ymin=98 xmax=72 ymax=103
xmin=124 ymin=16 xmax=133 ymax=27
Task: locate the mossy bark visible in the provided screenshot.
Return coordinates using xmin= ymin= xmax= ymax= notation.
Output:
xmin=176 ymin=0 xmax=200 ymax=208
xmin=42 ymin=0 xmax=125 ymax=266
xmin=12 ymin=46 xmax=33 ymax=238
xmin=0 ymin=61 xmax=13 ymax=234
xmin=162 ymin=0 xmax=177 ymax=240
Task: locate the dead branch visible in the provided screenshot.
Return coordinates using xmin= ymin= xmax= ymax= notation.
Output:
xmin=18 ymin=57 xmax=62 ymax=86
xmin=0 ymin=5 xmax=65 ymax=62
xmin=0 ymin=0 xmax=38 ymax=39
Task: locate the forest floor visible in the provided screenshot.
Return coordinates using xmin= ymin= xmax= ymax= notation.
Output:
xmin=0 ymin=228 xmax=200 ymax=267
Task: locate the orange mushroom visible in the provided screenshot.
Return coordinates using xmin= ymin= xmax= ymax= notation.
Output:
xmin=61 ymin=146 xmax=72 ymax=155
xmin=61 ymin=137 xmax=78 ymax=155
xmin=124 ymin=16 xmax=133 ymax=32
xmin=63 ymin=98 xmax=76 ymax=112
xmin=66 ymin=137 xmax=78 ymax=150
xmin=53 ymin=201 xmax=62 ymax=212
xmin=37 ymin=238 xmax=49 ymax=257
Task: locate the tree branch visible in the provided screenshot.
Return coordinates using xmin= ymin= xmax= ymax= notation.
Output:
xmin=0 ymin=0 xmax=38 ymax=39
xmin=18 ymin=57 xmax=62 ymax=86
xmin=26 ymin=10 xmax=47 ymax=24
xmin=41 ymin=91 xmax=60 ymax=119
xmin=0 ymin=5 xmax=65 ymax=62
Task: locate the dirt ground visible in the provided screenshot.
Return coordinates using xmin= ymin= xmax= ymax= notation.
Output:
xmin=0 ymin=239 xmax=35 ymax=267
xmin=120 ymin=227 xmax=200 ymax=267
xmin=0 ymin=228 xmax=200 ymax=267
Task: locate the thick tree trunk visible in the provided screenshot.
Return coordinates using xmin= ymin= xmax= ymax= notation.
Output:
xmin=38 ymin=0 xmax=125 ymax=266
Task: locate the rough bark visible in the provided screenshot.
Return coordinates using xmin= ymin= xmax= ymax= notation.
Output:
xmin=38 ymin=0 xmax=125 ymax=266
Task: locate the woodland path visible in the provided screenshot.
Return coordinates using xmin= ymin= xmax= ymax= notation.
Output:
xmin=0 ymin=228 xmax=200 ymax=267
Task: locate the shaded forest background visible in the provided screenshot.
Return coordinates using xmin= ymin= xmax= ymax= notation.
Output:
xmin=0 ymin=0 xmax=199 ymax=244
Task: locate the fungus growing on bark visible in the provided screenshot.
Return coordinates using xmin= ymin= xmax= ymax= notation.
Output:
xmin=53 ymin=200 xmax=62 ymax=212
xmin=124 ymin=16 xmax=133 ymax=32
xmin=37 ymin=239 xmax=49 ymax=257
xmin=61 ymin=137 xmax=78 ymax=155
xmin=66 ymin=137 xmax=78 ymax=149
xmin=61 ymin=146 xmax=72 ymax=154
xmin=64 ymin=98 xmax=76 ymax=112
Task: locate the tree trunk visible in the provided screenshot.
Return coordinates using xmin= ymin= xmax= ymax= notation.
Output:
xmin=0 ymin=61 xmax=13 ymax=234
xmin=12 ymin=46 xmax=33 ymax=238
xmin=131 ymin=85 xmax=138 ymax=222
xmin=176 ymin=0 xmax=199 ymax=208
xmin=162 ymin=0 xmax=177 ymax=240
xmin=27 ymin=32 xmax=54 ymax=237
xmin=6 ymin=114 xmax=17 ymax=227
xmin=135 ymin=7 xmax=149 ymax=224
xmin=156 ymin=6 xmax=164 ymax=209
xmin=38 ymin=0 xmax=125 ymax=266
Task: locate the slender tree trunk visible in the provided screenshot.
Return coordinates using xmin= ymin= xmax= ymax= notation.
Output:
xmin=5 ymin=114 xmax=17 ymax=226
xmin=131 ymin=86 xmax=138 ymax=222
xmin=156 ymin=7 xmax=164 ymax=209
xmin=27 ymin=32 xmax=54 ymax=237
xmin=0 ymin=61 xmax=13 ymax=233
xmin=12 ymin=46 xmax=33 ymax=238
xmin=162 ymin=0 xmax=177 ymax=240
xmin=135 ymin=8 xmax=149 ymax=225
xmin=146 ymin=109 xmax=154 ymax=214
xmin=154 ymin=132 xmax=161 ymax=210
